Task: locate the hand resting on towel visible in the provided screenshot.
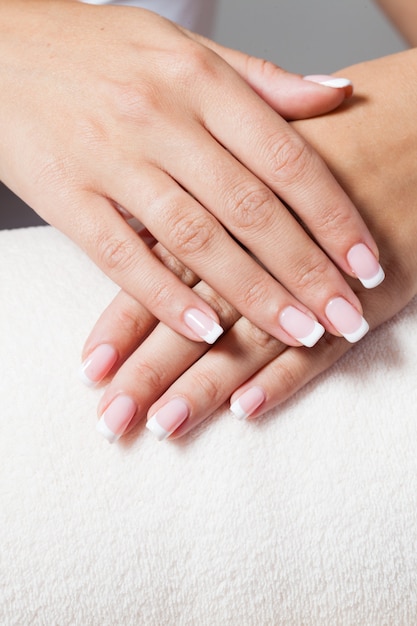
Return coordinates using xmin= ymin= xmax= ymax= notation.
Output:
xmin=81 ymin=50 xmax=417 ymax=442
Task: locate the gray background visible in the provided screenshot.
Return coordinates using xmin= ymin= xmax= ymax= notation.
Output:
xmin=0 ymin=0 xmax=405 ymax=229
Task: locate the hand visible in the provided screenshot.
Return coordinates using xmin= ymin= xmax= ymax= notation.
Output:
xmin=0 ymin=0 xmax=381 ymax=346
xmin=80 ymin=49 xmax=417 ymax=442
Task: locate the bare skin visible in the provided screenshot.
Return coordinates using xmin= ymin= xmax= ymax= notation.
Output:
xmin=82 ymin=48 xmax=417 ymax=442
xmin=0 ymin=0 xmax=375 ymax=346
xmin=375 ymin=0 xmax=417 ymax=46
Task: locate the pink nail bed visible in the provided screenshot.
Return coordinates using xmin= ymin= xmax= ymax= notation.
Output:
xmin=96 ymin=394 xmax=137 ymax=444
xmin=347 ymin=243 xmax=385 ymax=288
xmin=184 ymin=308 xmax=223 ymax=344
xmin=79 ymin=344 xmax=118 ymax=387
xmin=325 ymin=297 xmax=369 ymax=343
xmin=303 ymin=74 xmax=352 ymax=89
xmin=146 ymin=398 xmax=189 ymax=441
xmin=230 ymin=386 xmax=266 ymax=420
xmin=279 ymin=306 xmax=325 ymax=347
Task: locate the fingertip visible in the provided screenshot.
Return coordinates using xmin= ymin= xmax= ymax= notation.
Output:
xmin=303 ymin=75 xmax=353 ymax=99
xmin=79 ymin=343 xmax=119 ymax=387
xmin=230 ymin=386 xmax=266 ymax=421
xmin=183 ymin=308 xmax=224 ymax=344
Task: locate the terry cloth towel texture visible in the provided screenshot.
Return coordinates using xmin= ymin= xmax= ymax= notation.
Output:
xmin=1 ymin=226 xmax=417 ymax=626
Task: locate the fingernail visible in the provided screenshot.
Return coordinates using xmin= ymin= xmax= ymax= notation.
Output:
xmin=230 ymin=386 xmax=266 ymax=420
xmin=96 ymin=394 xmax=137 ymax=444
xmin=79 ymin=344 xmax=118 ymax=387
xmin=303 ymin=74 xmax=352 ymax=89
xmin=146 ymin=398 xmax=189 ymax=441
xmin=184 ymin=308 xmax=223 ymax=344
xmin=347 ymin=243 xmax=385 ymax=289
xmin=325 ymin=297 xmax=369 ymax=343
xmin=279 ymin=306 xmax=325 ymax=347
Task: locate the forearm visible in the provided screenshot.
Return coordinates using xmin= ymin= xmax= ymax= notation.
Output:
xmin=375 ymin=0 xmax=417 ymax=46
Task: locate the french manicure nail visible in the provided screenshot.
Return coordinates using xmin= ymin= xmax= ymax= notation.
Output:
xmin=279 ymin=306 xmax=325 ymax=347
xmin=325 ymin=297 xmax=369 ymax=343
xmin=146 ymin=398 xmax=189 ymax=441
xmin=96 ymin=394 xmax=137 ymax=444
xmin=303 ymin=74 xmax=352 ymax=89
xmin=184 ymin=308 xmax=223 ymax=344
xmin=79 ymin=344 xmax=118 ymax=387
xmin=347 ymin=243 xmax=385 ymax=289
xmin=230 ymin=386 xmax=266 ymax=420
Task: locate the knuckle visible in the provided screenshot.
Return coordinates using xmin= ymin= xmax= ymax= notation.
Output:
xmin=241 ymin=278 xmax=272 ymax=311
xmin=266 ymin=131 xmax=312 ymax=184
xmin=247 ymin=56 xmax=285 ymax=82
xmin=153 ymin=245 xmax=197 ymax=286
xmin=196 ymin=287 xmax=238 ymax=328
xmin=313 ymin=205 xmax=353 ymax=241
xmin=168 ymin=212 xmax=217 ymax=257
xmin=290 ymin=255 xmax=331 ymax=293
xmin=178 ymin=42 xmax=222 ymax=85
xmin=110 ymin=80 xmax=160 ymax=125
xmin=274 ymin=358 xmax=302 ymax=397
xmin=130 ymin=359 xmax=168 ymax=395
xmin=242 ymin=320 xmax=279 ymax=352
xmin=75 ymin=114 xmax=109 ymax=152
xmin=113 ymin=303 xmax=150 ymax=339
xmin=149 ymin=42 xmax=221 ymax=94
xmin=270 ymin=333 xmax=350 ymax=403
xmin=187 ymin=368 xmax=223 ymax=405
xmin=145 ymin=280 xmax=174 ymax=312
xmin=96 ymin=234 xmax=138 ymax=274
xmin=227 ymin=183 xmax=274 ymax=232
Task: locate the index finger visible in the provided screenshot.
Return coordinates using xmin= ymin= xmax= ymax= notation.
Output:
xmin=198 ymin=56 xmax=380 ymax=279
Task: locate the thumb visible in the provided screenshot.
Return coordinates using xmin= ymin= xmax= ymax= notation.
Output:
xmin=183 ymin=29 xmax=353 ymax=120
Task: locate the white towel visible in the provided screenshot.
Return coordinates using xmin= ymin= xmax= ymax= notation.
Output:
xmin=1 ymin=226 xmax=417 ymax=626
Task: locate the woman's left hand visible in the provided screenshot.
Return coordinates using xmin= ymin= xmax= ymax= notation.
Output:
xmin=81 ymin=50 xmax=417 ymax=442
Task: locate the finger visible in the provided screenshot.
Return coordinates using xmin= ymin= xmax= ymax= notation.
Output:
xmin=229 ymin=278 xmax=409 ymax=421
xmin=112 ymin=164 xmax=336 ymax=346
xmin=94 ymin=282 xmax=240 ymax=443
xmin=181 ymin=28 xmax=354 ymax=118
xmin=92 ymin=279 xmax=394 ymax=444
xmin=79 ymin=290 xmax=155 ymax=388
xmin=139 ymin=118 xmax=376 ymax=342
xmin=79 ymin=243 xmax=200 ymax=386
xmin=186 ymin=48 xmax=383 ymax=285
xmin=145 ymin=324 xmax=349 ymax=440
xmin=64 ymin=192 xmax=224 ymax=344
xmin=145 ymin=316 xmax=287 ymax=441
xmin=229 ymin=335 xmax=351 ymax=421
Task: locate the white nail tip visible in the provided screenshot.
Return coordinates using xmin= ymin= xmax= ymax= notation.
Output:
xmin=146 ymin=415 xmax=169 ymax=441
xmin=202 ymin=322 xmax=224 ymax=345
xmin=343 ymin=318 xmax=370 ymax=343
xmin=296 ymin=321 xmax=325 ymax=348
xmin=230 ymin=399 xmax=249 ymax=421
xmin=359 ymin=266 xmax=385 ymax=289
xmin=96 ymin=416 xmax=120 ymax=444
xmin=318 ymin=77 xmax=352 ymax=88
xmin=78 ymin=365 xmax=97 ymax=388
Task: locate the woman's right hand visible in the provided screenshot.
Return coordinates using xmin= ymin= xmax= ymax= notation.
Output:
xmin=0 ymin=0 xmax=382 ymax=345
